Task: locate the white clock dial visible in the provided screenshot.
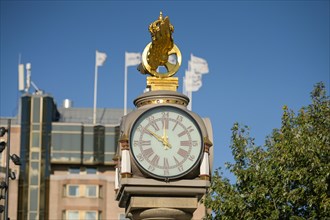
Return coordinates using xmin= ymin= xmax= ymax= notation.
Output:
xmin=130 ymin=106 xmax=203 ymax=179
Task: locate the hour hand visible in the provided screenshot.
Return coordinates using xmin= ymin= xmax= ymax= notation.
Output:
xmin=145 ymin=128 xmax=171 ymax=150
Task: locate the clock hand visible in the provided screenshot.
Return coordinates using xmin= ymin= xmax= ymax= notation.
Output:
xmin=145 ymin=127 xmax=172 ymax=150
xmin=144 ymin=128 xmax=164 ymax=143
xmin=162 ymin=121 xmax=172 ymax=150
xmin=163 ymin=138 xmax=172 ymax=150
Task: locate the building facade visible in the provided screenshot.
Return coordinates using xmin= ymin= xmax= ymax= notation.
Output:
xmin=0 ymin=93 xmax=126 ymax=220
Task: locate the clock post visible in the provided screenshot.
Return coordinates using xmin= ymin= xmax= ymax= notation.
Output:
xmin=115 ymin=12 xmax=213 ymax=220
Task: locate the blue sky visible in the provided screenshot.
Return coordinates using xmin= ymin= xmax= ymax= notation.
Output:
xmin=1 ymin=0 xmax=329 ymax=180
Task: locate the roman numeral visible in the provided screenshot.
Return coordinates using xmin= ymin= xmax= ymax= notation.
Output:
xmin=150 ymin=154 xmax=160 ymax=166
xmin=188 ymin=155 xmax=195 ymax=161
xmin=141 ymin=140 xmax=151 ymax=146
xmin=177 ymin=148 xmax=189 ymax=158
xmin=180 ymin=140 xmax=191 ymax=146
xmin=172 ymin=115 xmax=183 ymax=131
xmin=173 ymin=156 xmax=184 ymax=172
xmin=177 ymin=130 xmax=187 ymax=137
xmin=147 ymin=115 xmax=160 ymax=131
xmin=134 ymin=140 xmax=151 ymax=147
xmin=148 ymin=165 xmax=155 ymax=171
xmin=162 ymin=115 xmax=169 ymax=129
xmin=163 ymin=158 xmax=169 ymax=176
xmin=137 ymin=125 xmax=143 ymax=133
xmin=163 ymin=158 xmax=169 ymax=169
xmin=150 ymin=121 xmax=160 ymax=131
xmin=142 ymin=148 xmax=154 ymax=159
xmin=137 ymin=153 xmax=144 ymax=162
xmin=178 ymin=126 xmax=194 ymax=137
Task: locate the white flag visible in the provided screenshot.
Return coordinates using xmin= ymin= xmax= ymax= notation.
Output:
xmin=125 ymin=52 xmax=141 ymax=66
xmin=185 ymin=70 xmax=202 ymax=92
xmin=190 ymin=54 xmax=209 ymax=74
xmin=96 ymin=50 xmax=107 ymax=67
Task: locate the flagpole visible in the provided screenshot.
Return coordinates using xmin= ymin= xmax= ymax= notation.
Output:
xmin=124 ymin=52 xmax=128 ymax=116
xmin=187 ymin=91 xmax=192 ymax=111
xmin=93 ymin=57 xmax=98 ymax=124
xmin=182 ymin=76 xmax=186 ymax=95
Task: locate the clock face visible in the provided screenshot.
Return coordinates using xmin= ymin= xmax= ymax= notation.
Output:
xmin=130 ymin=106 xmax=203 ymax=180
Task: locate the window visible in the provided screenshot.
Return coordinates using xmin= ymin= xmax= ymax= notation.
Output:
xmin=85 ymin=185 xmax=97 ymax=198
xmin=67 ymin=185 xmax=79 ymax=197
xmin=64 ymin=210 xmax=99 ymax=220
xmin=68 ymin=167 xmax=80 ymax=174
xmin=65 ymin=184 xmax=99 ymax=198
xmin=86 ymin=167 xmax=97 ymax=174
xmin=85 ymin=211 xmax=97 ymax=220
xmin=67 ymin=210 xmax=79 ymax=219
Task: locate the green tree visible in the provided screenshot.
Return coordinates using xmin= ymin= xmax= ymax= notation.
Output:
xmin=204 ymin=82 xmax=330 ymax=219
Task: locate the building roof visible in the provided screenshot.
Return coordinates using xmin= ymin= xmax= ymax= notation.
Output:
xmin=0 ymin=117 xmax=19 ymax=126
xmin=58 ymin=107 xmax=127 ymax=125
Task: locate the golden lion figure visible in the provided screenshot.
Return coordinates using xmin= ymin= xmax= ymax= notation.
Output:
xmin=147 ymin=12 xmax=174 ymax=71
xmin=138 ymin=12 xmax=182 ymax=79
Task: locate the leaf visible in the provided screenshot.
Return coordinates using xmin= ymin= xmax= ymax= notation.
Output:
xmin=203 ymin=82 xmax=330 ymax=219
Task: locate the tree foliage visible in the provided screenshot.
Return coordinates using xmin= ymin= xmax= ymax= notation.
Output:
xmin=204 ymin=83 xmax=330 ymax=219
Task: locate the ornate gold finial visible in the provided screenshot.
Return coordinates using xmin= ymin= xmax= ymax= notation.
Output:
xmin=138 ymin=12 xmax=182 ymax=91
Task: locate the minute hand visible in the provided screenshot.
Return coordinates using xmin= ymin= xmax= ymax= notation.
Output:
xmin=162 ymin=121 xmax=172 ymax=149
xmin=145 ymin=128 xmax=164 ymax=142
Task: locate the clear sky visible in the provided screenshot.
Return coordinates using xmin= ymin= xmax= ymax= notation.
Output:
xmin=1 ymin=0 xmax=329 ymax=180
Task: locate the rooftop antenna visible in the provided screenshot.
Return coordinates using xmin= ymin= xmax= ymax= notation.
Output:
xmin=25 ymin=63 xmax=31 ymax=93
xmin=18 ymin=57 xmax=25 ymax=92
xmin=23 ymin=63 xmax=42 ymax=94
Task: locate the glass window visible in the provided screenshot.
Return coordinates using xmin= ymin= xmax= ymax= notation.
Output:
xmin=32 ymin=132 xmax=40 ymax=147
xmin=52 ymin=133 xmax=81 ymax=151
xmin=65 ymin=210 xmax=98 ymax=220
xmin=30 ymin=162 xmax=39 ymax=185
xmin=69 ymin=167 xmax=80 ymax=174
xmin=31 ymin=152 xmax=39 ymax=160
xmin=68 ymin=185 xmax=79 ymax=197
xmin=85 ymin=185 xmax=97 ymax=197
xmin=29 ymin=187 xmax=38 ymax=211
xmin=29 ymin=212 xmax=38 ymax=220
xmin=52 ymin=124 xmax=82 ymax=132
xmin=32 ymin=124 xmax=40 ymax=130
xmin=85 ymin=211 xmax=97 ymax=220
xmin=67 ymin=210 xmax=79 ymax=220
xmin=84 ymin=126 xmax=94 ymax=149
xmin=32 ymin=97 xmax=40 ymax=123
xmin=105 ymin=132 xmax=117 ymax=163
xmin=86 ymin=167 xmax=97 ymax=174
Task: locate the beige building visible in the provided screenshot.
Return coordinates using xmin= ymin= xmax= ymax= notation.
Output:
xmin=0 ymin=92 xmax=207 ymax=220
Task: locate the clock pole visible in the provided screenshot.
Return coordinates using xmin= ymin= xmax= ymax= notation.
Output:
xmin=115 ymin=12 xmax=213 ymax=220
